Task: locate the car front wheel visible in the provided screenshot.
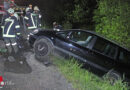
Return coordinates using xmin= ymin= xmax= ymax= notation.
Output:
xmin=34 ymin=38 xmax=53 ymax=61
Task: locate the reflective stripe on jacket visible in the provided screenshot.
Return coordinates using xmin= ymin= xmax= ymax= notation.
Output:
xmin=24 ymin=12 xmax=37 ymax=29
xmin=33 ymin=11 xmax=42 ymax=28
xmin=3 ymin=16 xmax=20 ymax=38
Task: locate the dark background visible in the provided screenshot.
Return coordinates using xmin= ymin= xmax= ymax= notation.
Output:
xmin=15 ymin=0 xmax=97 ymax=28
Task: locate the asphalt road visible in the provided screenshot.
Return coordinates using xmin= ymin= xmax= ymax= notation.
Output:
xmin=0 ymin=40 xmax=73 ymax=90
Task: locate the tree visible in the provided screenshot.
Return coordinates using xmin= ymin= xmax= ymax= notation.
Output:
xmin=93 ymin=0 xmax=130 ymax=49
xmin=63 ymin=0 xmax=97 ymax=29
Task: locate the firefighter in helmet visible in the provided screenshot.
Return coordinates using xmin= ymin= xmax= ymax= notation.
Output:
xmin=24 ymin=7 xmax=37 ymax=31
xmin=3 ymin=8 xmax=20 ymax=56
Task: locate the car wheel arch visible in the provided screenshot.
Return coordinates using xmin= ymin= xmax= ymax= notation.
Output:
xmin=33 ymin=36 xmax=54 ymax=47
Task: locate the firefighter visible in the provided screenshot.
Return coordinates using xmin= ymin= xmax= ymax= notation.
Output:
xmin=24 ymin=7 xmax=37 ymax=31
xmin=3 ymin=8 xmax=20 ymax=56
xmin=53 ymin=22 xmax=62 ymax=31
xmin=33 ymin=6 xmax=42 ymax=28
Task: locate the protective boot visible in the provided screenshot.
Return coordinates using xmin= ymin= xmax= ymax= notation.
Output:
xmin=14 ymin=51 xmax=26 ymax=64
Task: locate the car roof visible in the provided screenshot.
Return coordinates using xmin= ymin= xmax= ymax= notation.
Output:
xmin=63 ymin=29 xmax=130 ymax=52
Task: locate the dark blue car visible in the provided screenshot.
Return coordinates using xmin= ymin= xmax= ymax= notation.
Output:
xmin=28 ymin=29 xmax=130 ymax=83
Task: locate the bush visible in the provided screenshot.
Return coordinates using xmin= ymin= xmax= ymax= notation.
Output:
xmin=93 ymin=0 xmax=130 ymax=49
xmin=63 ymin=21 xmax=72 ymax=29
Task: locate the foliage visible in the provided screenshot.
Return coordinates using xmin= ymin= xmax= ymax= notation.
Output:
xmin=63 ymin=0 xmax=96 ymax=29
xmin=63 ymin=21 xmax=72 ymax=29
xmin=53 ymin=56 xmax=129 ymax=90
xmin=93 ymin=0 xmax=130 ymax=49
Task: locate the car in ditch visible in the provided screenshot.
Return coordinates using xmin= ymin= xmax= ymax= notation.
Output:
xmin=28 ymin=29 xmax=130 ymax=83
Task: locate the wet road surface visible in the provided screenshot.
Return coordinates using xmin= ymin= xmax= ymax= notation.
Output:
xmin=0 ymin=51 xmax=73 ymax=90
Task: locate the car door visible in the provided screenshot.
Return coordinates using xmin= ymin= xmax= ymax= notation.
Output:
xmin=55 ymin=30 xmax=97 ymax=63
xmin=67 ymin=31 xmax=114 ymax=73
xmin=55 ymin=30 xmax=117 ymax=74
xmin=67 ymin=31 xmax=96 ymax=60
xmin=54 ymin=31 xmax=74 ymax=57
xmin=55 ymin=31 xmax=93 ymax=60
xmin=90 ymin=37 xmax=118 ymax=73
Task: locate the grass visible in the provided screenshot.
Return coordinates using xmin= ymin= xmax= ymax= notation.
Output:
xmin=52 ymin=56 xmax=129 ymax=90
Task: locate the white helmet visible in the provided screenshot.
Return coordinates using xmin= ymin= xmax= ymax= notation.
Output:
xmin=34 ymin=6 xmax=40 ymax=11
xmin=25 ymin=7 xmax=30 ymax=12
xmin=7 ymin=8 xmax=14 ymax=14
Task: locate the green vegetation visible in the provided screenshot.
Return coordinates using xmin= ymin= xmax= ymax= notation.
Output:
xmin=62 ymin=0 xmax=96 ymax=29
xmin=93 ymin=0 xmax=130 ymax=49
xmin=53 ymin=57 xmax=129 ymax=90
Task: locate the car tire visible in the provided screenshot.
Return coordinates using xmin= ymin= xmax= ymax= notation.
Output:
xmin=34 ymin=38 xmax=53 ymax=61
xmin=104 ymin=70 xmax=121 ymax=85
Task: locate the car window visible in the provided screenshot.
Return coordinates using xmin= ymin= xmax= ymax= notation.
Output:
xmin=93 ymin=38 xmax=117 ymax=58
xmin=119 ymin=50 xmax=130 ymax=64
xmin=69 ymin=31 xmax=94 ymax=47
xmin=57 ymin=31 xmax=69 ymax=39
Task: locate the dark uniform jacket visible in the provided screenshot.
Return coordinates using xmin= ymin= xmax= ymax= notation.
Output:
xmin=3 ymin=16 xmax=20 ymax=39
xmin=33 ymin=11 xmax=42 ymax=28
xmin=24 ymin=12 xmax=37 ymax=30
xmin=24 ymin=12 xmax=42 ymax=29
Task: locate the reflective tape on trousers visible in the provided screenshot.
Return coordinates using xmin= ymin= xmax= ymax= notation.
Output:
xmin=12 ymin=43 xmax=17 ymax=46
xmin=6 ymin=43 xmax=11 ymax=46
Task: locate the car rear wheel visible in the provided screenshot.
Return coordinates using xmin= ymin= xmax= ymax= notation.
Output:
xmin=104 ymin=70 xmax=121 ymax=85
xmin=34 ymin=38 xmax=53 ymax=61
